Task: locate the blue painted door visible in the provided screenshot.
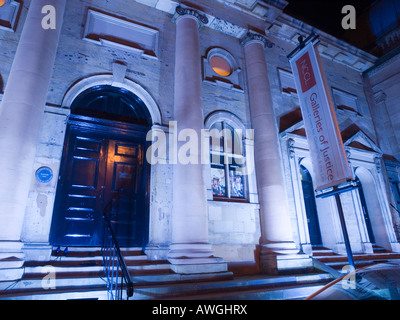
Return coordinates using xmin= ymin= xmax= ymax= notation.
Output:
xmin=300 ymin=165 xmax=322 ymax=246
xmin=356 ymin=178 xmax=376 ymax=244
xmin=50 ymin=120 xmax=148 ymax=247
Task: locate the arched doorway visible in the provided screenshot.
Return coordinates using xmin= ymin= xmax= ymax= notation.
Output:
xmin=300 ymin=165 xmax=322 ymax=246
xmin=355 ymin=176 xmax=376 ymax=244
xmin=50 ymin=85 xmax=151 ymax=247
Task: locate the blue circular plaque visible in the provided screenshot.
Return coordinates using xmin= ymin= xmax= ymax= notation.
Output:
xmin=35 ymin=166 xmax=53 ymax=183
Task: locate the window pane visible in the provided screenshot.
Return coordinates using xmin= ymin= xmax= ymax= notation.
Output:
xmin=224 ymin=127 xmax=233 ymax=154
xmin=229 ymin=169 xmax=244 ymax=198
xmin=210 ymin=56 xmax=232 ymax=77
xmin=209 ymin=135 xmax=224 ymax=152
xmin=210 ymin=122 xmax=223 ymax=131
xmin=209 ymin=122 xmax=224 ymax=153
xmin=230 ymin=155 xmax=245 ymax=167
xmin=223 ymin=124 xmax=242 ymax=155
xmin=211 ymin=167 xmax=226 ymax=197
xmin=210 ymin=154 xmax=224 ymax=165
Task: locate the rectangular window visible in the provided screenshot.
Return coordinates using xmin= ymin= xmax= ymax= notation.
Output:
xmin=278 ymin=68 xmax=297 ymax=95
xmin=210 ymin=121 xmax=247 ymax=201
xmin=332 ymin=88 xmax=360 ymax=115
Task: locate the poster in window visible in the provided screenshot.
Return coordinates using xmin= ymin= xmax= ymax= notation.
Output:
xmin=230 ymin=170 xmax=244 ymax=198
xmin=211 ymin=167 xmax=226 ymax=197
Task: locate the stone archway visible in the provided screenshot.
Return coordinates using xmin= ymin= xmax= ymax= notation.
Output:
xmin=50 ymin=85 xmax=152 ymax=247
xmin=62 ymin=74 xmax=162 ymax=125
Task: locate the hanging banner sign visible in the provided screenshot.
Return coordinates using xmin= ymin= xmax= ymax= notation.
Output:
xmin=289 ymin=40 xmax=353 ymax=190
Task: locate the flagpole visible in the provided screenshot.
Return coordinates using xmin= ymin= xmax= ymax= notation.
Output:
xmin=287 ymin=32 xmax=319 ymax=60
xmin=288 ymin=33 xmax=356 ymax=271
xmin=335 ymin=192 xmax=355 ymax=269
xmin=316 ymin=185 xmax=356 ymax=270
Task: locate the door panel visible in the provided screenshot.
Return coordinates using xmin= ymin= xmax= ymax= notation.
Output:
xmin=51 ymin=127 xmax=106 ymax=246
xmin=303 ymin=182 xmax=323 ymax=246
xmin=105 ymin=139 xmax=146 ymax=247
xmin=71 ymin=157 xmax=100 ymax=188
xmin=51 ymin=123 xmax=148 ymax=247
xmin=300 ymin=166 xmax=322 ymax=246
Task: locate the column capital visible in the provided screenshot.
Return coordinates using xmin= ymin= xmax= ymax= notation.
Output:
xmin=287 ymin=138 xmax=296 ymax=159
xmin=241 ymin=30 xmax=274 ymax=48
xmin=373 ymin=90 xmax=387 ymax=104
xmin=173 ymin=6 xmax=208 ymax=25
xmin=375 ymin=155 xmax=382 ymax=173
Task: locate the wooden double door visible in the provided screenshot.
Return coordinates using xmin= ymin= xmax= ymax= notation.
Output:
xmin=50 ymin=118 xmax=149 ymax=247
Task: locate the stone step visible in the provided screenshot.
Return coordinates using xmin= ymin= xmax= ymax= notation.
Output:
xmin=324 ymin=260 xmax=391 ymax=270
xmin=315 ymin=252 xmax=400 ymax=264
xmin=1 ymin=269 xmax=331 ymax=300
xmin=0 ymin=245 xmax=335 ymax=300
xmin=171 ymin=283 xmax=326 ymax=300
xmin=0 ymin=246 xmax=175 ymax=300
xmin=8 ymin=290 xmax=109 ymax=300
xmin=2 ymin=272 xmax=331 ymax=300
xmin=311 ymin=246 xmax=338 ymax=257
xmin=26 ymin=257 xmax=169 ymax=268
xmin=372 ymin=245 xmax=391 ymax=254
xmin=312 ymin=250 xmax=338 ymax=257
xmin=0 ymin=268 xmax=177 ymax=298
xmin=130 ymin=273 xmax=333 ymax=300
xmin=1 ymin=284 xmax=108 ymax=300
xmin=310 ymin=245 xmax=400 ymax=274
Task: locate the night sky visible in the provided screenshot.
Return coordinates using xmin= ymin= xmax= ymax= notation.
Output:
xmin=284 ymin=0 xmax=376 ymax=41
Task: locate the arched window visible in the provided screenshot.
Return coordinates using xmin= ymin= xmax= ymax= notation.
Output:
xmin=70 ymin=85 xmax=152 ymax=126
xmin=209 ymin=121 xmax=247 ymax=200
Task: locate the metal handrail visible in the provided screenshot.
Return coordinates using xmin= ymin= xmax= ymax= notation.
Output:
xmin=390 ymin=203 xmax=400 ymax=215
xmin=101 ymin=200 xmax=134 ymax=300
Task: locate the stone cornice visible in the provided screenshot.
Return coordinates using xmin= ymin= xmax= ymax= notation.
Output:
xmin=133 ymin=0 xmax=379 ymax=72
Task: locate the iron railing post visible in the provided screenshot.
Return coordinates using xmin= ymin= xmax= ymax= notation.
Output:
xmin=101 ymin=199 xmax=134 ymax=300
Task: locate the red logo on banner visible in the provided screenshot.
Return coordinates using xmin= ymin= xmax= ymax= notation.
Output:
xmin=296 ymin=52 xmax=316 ymax=93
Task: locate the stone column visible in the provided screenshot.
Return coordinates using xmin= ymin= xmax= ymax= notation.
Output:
xmin=373 ymin=91 xmax=400 ymax=157
xmin=243 ymin=32 xmax=298 ymax=274
xmin=167 ymin=7 xmax=227 ymax=275
xmin=0 ymin=0 xmax=66 ymax=281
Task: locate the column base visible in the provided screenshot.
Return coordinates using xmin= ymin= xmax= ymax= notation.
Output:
xmin=168 ymin=243 xmax=229 ymax=274
xmin=259 ymin=242 xmax=312 ymax=275
xmin=389 ymin=242 xmax=400 ymax=253
xmin=169 ymin=261 xmax=229 ymax=275
xmin=145 ymin=244 xmax=170 ymax=261
xmin=22 ymin=242 xmax=52 ymax=261
xmin=0 ymin=241 xmax=25 ymax=282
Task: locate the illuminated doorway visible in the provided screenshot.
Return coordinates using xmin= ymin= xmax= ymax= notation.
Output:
xmin=50 ymin=85 xmax=151 ymax=247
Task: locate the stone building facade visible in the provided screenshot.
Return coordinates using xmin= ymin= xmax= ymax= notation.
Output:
xmin=1 ymin=0 xmax=400 ymax=282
